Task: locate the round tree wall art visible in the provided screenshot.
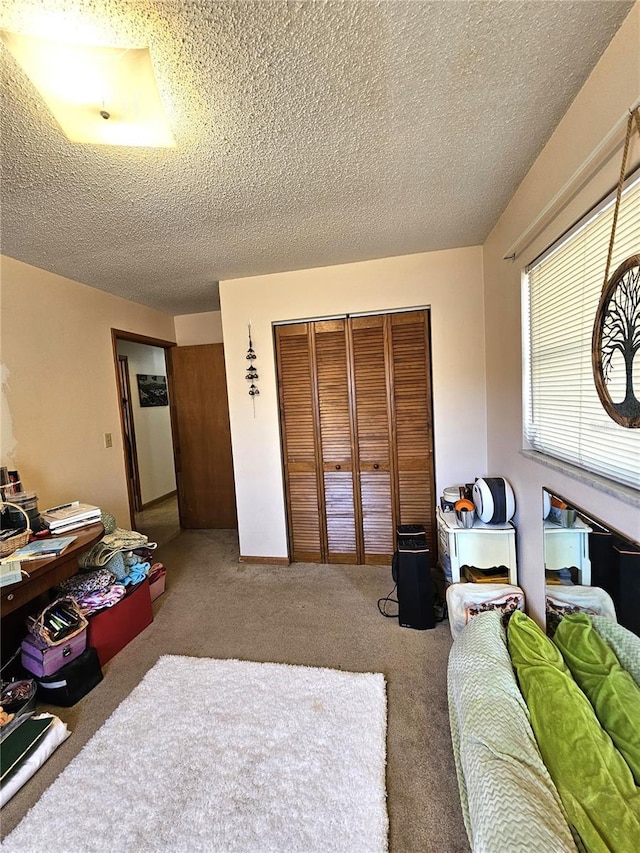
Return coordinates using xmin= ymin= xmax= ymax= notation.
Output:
xmin=592 ymin=254 xmax=640 ymax=429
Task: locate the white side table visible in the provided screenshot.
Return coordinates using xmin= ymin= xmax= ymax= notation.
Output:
xmin=436 ymin=507 xmax=518 ymax=584
xmin=544 ymin=518 xmax=592 ymax=585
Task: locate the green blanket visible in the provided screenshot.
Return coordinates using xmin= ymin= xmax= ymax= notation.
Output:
xmin=508 ymin=610 xmax=640 ymax=853
xmin=554 ymin=612 xmax=640 ymax=785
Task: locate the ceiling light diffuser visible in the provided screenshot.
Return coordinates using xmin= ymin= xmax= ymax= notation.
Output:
xmin=1 ymin=29 xmax=175 ymax=148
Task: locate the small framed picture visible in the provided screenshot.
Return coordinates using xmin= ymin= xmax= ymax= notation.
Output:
xmin=136 ymin=374 xmax=169 ymax=407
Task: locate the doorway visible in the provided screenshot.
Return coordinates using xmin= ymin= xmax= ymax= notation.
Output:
xmin=112 ymin=331 xmax=179 ymax=542
xmin=134 ymin=495 xmax=180 ymax=549
xmin=112 ymin=330 xmax=237 ymax=538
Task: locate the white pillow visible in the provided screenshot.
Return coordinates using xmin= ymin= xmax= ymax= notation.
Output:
xmin=545 ymin=584 xmax=617 ymax=622
xmin=446 ymin=582 xmax=524 ymax=638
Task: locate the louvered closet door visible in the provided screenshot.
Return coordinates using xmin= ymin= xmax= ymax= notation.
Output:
xmin=314 ymin=320 xmax=358 ymax=563
xmin=389 ymin=310 xmax=436 ymax=555
xmin=275 ymin=324 xmax=322 ymax=562
xmin=276 ymin=310 xmax=435 ymax=566
xmin=351 ymin=316 xmax=394 ymax=563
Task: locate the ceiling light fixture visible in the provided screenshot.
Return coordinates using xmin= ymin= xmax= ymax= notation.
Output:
xmin=0 ymin=29 xmax=175 ymax=148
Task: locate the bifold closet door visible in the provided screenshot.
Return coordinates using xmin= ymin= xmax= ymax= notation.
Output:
xmin=275 ymin=323 xmax=322 ymax=562
xmin=351 ymin=315 xmax=394 ymax=563
xmin=315 ymin=320 xmax=358 ymax=563
xmin=276 ymin=310 xmax=435 ymax=565
xmin=389 ymin=310 xmax=436 ymax=554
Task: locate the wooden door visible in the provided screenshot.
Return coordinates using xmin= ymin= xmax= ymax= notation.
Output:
xmin=275 ymin=324 xmax=323 ymax=561
xmin=388 ymin=311 xmax=437 ymax=555
xmin=351 ymin=315 xmax=394 ymax=563
xmin=315 ymin=320 xmax=358 ymax=563
xmin=168 ymin=344 xmax=237 ymax=529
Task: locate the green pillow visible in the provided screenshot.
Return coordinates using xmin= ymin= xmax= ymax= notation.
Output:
xmin=554 ymin=612 xmax=640 ymax=785
xmin=508 ymin=610 xmax=640 ymax=853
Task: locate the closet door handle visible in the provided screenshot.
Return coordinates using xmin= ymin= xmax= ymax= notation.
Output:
xmin=335 ymin=464 xmax=341 ymax=470
xmin=373 ymin=463 xmax=379 ymax=470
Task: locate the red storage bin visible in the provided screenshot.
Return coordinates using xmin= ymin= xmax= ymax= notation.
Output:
xmin=87 ymin=579 xmax=152 ymax=667
xmin=149 ymin=567 xmax=166 ymax=602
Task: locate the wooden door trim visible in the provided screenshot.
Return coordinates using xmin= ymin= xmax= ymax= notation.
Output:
xmin=112 ymin=329 xmax=177 ymax=349
xmin=384 ymin=313 xmax=400 ymax=539
xmin=422 ymin=309 xmax=437 ymax=553
xmin=239 ymin=555 xmax=291 ymax=566
xmin=164 ymin=347 xmax=183 ymax=527
xmin=117 ymin=354 xmax=143 ymax=513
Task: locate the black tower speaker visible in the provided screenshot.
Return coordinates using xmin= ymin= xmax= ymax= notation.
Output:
xmin=394 ymin=525 xmax=435 ymax=630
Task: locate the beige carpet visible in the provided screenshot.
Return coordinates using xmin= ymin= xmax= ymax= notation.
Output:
xmin=1 ymin=529 xmax=470 ymax=852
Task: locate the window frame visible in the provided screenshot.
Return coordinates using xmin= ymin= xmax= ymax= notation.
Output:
xmin=521 ymin=168 xmax=640 ymax=499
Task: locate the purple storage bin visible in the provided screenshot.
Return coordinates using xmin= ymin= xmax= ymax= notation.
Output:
xmin=21 ymin=628 xmax=87 ymax=677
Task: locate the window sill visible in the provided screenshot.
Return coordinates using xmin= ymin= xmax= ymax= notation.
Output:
xmin=519 ymin=449 xmax=640 ymax=509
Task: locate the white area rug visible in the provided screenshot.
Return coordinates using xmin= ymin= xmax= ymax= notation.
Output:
xmin=4 ymin=657 xmax=388 ymax=853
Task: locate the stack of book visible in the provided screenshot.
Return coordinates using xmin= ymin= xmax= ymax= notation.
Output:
xmin=1 ymin=536 xmax=77 ymax=563
xmin=1 ymin=536 xmax=80 ymax=587
xmin=41 ymin=502 xmax=101 ymax=535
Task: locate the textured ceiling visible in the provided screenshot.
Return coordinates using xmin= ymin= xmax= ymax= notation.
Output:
xmin=0 ymin=0 xmax=634 ymax=315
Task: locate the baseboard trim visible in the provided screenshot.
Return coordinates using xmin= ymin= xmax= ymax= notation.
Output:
xmin=140 ymin=490 xmax=177 ymax=511
xmin=239 ymin=555 xmax=290 ymax=566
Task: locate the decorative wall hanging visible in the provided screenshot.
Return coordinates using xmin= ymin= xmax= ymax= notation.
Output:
xmin=246 ymin=322 xmax=259 ymax=414
xmin=136 ymin=374 xmax=168 ymax=407
xmin=592 ymin=108 xmax=640 ymax=429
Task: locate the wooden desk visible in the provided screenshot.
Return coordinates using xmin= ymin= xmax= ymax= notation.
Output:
xmin=1 ymin=523 xmax=104 ymax=617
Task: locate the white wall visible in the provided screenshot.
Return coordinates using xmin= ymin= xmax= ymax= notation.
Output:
xmin=174 ymin=311 xmax=223 ymax=345
xmin=483 ymin=4 xmax=640 ymax=623
xmin=1 ymin=256 xmax=176 ymax=525
xmin=116 ymin=340 xmax=176 ymax=506
xmin=220 ymin=246 xmax=487 ymax=559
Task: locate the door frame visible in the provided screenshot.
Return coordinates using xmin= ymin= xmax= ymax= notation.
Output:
xmin=111 ymin=329 xmax=177 ymax=530
xmin=117 ymin=354 xmax=143 ymax=513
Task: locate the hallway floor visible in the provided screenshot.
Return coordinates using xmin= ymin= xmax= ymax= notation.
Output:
xmin=134 ymin=494 xmax=181 ymax=547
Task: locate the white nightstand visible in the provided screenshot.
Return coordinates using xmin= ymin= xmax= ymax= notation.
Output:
xmin=544 ymin=518 xmax=592 ymax=585
xmin=436 ymin=507 xmax=518 ymax=584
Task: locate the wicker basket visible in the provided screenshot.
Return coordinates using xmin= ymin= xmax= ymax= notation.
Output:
xmin=26 ymin=595 xmax=88 ymax=647
xmin=0 ymin=501 xmax=32 ymax=558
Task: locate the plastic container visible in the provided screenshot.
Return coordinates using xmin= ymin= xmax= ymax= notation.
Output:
xmin=9 ymin=491 xmax=38 ymax=511
xmin=7 ymin=507 xmax=37 ymax=530
xmin=443 ymin=485 xmax=465 ymax=504
xmin=6 ymin=491 xmax=39 ymax=530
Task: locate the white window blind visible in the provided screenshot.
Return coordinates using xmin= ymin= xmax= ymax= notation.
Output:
xmin=524 ymin=173 xmax=640 ymax=491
